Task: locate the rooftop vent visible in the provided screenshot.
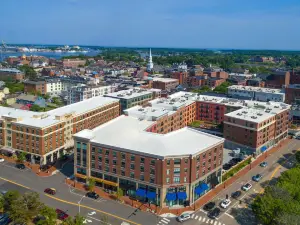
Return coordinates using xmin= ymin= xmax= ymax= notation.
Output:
xmin=251 ymin=116 xmax=257 ymax=119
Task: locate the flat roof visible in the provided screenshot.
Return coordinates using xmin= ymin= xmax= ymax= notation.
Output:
xmin=228 ymin=85 xmax=284 ymax=94
xmin=225 ymin=101 xmax=290 ymax=123
xmin=105 ymin=88 xmax=153 ymax=100
xmin=0 ymin=96 xmax=119 ymax=128
xmin=124 ymin=105 xmax=176 ymax=121
xmin=152 ymin=77 xmax=178 ymax=82
xmin=74 ymin=115 xmax=224 ymax=158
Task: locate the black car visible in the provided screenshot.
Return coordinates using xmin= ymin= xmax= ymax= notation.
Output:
xmin=208 ymin=207 xmax=221 ymax=219
xmin=203 ymin=202 xmax=215 ymax=211
xmin=86 ymin=192 xmax=99 ymax=199
xmin=16 ymin=164 xmax=25 ymax=170
xmin=231 ymin=191 xmax=242 ymax=199
xmin=222 ymin=164 xmax=232 ymax=170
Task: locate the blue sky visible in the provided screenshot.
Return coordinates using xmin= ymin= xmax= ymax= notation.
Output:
xmin=1 ymin=0 xmax=300 ymax=49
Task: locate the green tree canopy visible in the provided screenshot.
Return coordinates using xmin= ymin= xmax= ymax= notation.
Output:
xmin=37 ymin=205 xmax=57 ymax=225
xmin=17 ymin=152 xmax=27 ymax=162
xmin=3 ymin=190 xmax=21 ymax=211
xmin=62 ymin=214 xmax=85 ymax=225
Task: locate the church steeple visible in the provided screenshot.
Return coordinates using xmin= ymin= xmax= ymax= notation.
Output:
xmin=147 ymin=48 xmax=154 ymax=71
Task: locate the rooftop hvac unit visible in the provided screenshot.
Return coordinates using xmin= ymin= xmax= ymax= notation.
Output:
xmin=251 ymin=116 xmax=257 ymax=119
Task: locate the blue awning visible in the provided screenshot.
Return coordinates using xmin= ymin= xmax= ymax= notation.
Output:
xmin=261 ymin=146 xmax=267 ymax=152
xmin=136 ymin=189 xmax=146 ymax=198
xmin=146 ymin=191 xmax=156 ymax=199
xmin=195 ymin=186 xmax=204 ymax=195
xmin=166 ymin=192 xmax=177 ymax=201
xmin=200 ymin=183 xmax=209 ymax=191
xmin=177 ymin=192 xmax=187 ymax=200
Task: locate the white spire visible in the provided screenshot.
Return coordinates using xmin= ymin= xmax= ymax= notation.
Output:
xmin=147 ymin=48 xmax=154 ymax=71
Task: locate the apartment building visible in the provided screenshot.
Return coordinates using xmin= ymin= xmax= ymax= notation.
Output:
xmin=224 ymin=103 xmax=290 ymax=154
xmin=228 ymin=85 xmax=285 ymax=102
xmin=171 ymin=72 xmax=188 ymax=85
xmin=264 ymin=70 xmax=290 ymax=88
xmin=67 ymin=84 xmax=112 ymax=104
xmin=105 ymin=88 xmax=154 ymax=112
xmin=285 ymin=84 xmax=300 ymax=104
xmin=73 ymin=115 xmax=224 ymax=208
xmin=24 ymin=80 xmax=47 ymax=95
xmin=0 ymin=96 xmax=120 ymax=165
xmin=0 ymin=68 xmax=24 ymax=81
xmin=152 ymin=78 xmax=179 ymax=91
xmin=62 ymin=59 xmax=86 ymax=68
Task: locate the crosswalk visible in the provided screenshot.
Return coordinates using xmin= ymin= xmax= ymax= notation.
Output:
xmin=157 ymin=217 xmax=170 ymax=225
xmin=190 ymin=214 xmax=226 ymax=225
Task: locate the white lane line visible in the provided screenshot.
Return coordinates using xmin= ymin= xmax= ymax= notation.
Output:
xmin=218 ymin=222 xmax=222 ymax=225
xmin=162 ymin=218 xmax=170 ymax=222
xmin=195 ymin=215 xmax=198 ymax=220
xmin=225 ymin=212 xmax=234 ymax=219
xmin=87 ymin=216 xmax=111 ymax=225
xmin=191 ymin=214 xmax=195 ymax=218
xmin=200 ymin=208 xmax=208 ymax=214
xmin=198 ymin=216 xmax=202 ymax=221
xmin=211 ymin=220 xmax=214 ymax=224
xmin=161 ymin=220 xmax=168 ymax=224
xmin=206 ymin=219 xmax=210 ymax=224
xmin=202 ymin=217 xmax=206 ymax=222
xmin=214 ymin=221 xmax=218 ymax=225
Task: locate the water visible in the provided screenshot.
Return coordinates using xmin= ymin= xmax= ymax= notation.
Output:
xmin=0 ymin=50 xmax=101 ymax=61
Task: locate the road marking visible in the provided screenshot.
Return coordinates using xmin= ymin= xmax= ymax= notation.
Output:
xmin=200 ymin=208 xmax=208 ymax=214
xmin=160 ymin=219 xmax=168 ymax=224
xmin=214 ymin=221 xmax=218 ymax=225
xmin=191 ymin=214 xmax=195 ymax=218
xmin=0 ymin=176 xmax=140 ymax=225
xmin=225 ymin=212 xmax=234 ymax=219
xmin=87 ymin=216 xmax=111 ymax=225
xmin=198 ymin=216 xmax=202 ymax=221
xmin=195 ymin=215 xmax=198 ymax=220
xmin=162 ymin=218 xmax=170 ymax=222
xmin=202 ymin=217 xmax=206 ymax=222
xmin=0 ymin=176 xmax=31 ymax=190
xmin=88 ymin=211 xmax=96 ymax=216
xmin=211 ymin=220 xmax=214 ymax=224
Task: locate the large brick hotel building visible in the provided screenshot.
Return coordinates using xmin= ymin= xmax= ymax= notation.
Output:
xmin=73 ymin=91 xmax=290 ymax=208
xmin=0 ymin=96 xmax=120 ymax=164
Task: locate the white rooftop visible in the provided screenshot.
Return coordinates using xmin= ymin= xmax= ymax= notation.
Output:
xmin=153 ymin=77 xmax=178 ymax=83
xmin=0 ymin=96 xmax=119 ymax=128
xmin=228 ymin=85 xmax=284 ymax=94
xmin=74 ymin=115 xmax=224 ymax=158
xmin=225 ymin=102 xmax=290 ymax=123
xmin=124 ymin=105 xmax=176 ymax=121
xmin=105 ymin=88 xmax=152 ymax=100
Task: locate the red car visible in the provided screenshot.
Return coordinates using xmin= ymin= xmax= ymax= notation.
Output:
xmin=44 ymin=188 xmax=56 ymax=195
xmin=56 ymin=209 xmax=69 ymax=220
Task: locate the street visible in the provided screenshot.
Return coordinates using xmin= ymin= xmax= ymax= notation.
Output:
xmin=0 ymin=138 xmax=299 ymax=225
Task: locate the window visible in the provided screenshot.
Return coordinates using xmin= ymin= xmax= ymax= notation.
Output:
xmin=105 ymin=159 xmax=109 ymax=164
xmin=150 ymin=168 xmax=155 ymax=175
xmin=173 ymin=177 xmax=180 ymax=183
xmin=166 ymin=178 xmax=170 ymax=183
xmin=121 ymin=171 xmax=125 ymax=176
xmin=166 ymin=160 xmax=170 ymax=165
xmin=130 ymin=172 xmax=135 ymax=178
xmin=121 ymin=162 xmax=125 ymax=167
xmin=174 ymin=168 xmax=180 ymax=174
xmin=140 ymin=175 xmax=144 ymax=181
xmin=166 ymin=169 xmax=170 ymax=175
xmin=150 ymin=178 xmax=155 ymax=183
xmin=105 ymin=150 xmax=109 ymax=155
xmin=92 ymin=147 xmax=96 ymax=153
xmin=121 ymin=153 xmax=126 ymax=160
xmin=105 ymin=167 xmax=109 ymax=172
xmin=98 ymin=156 xmax=102 ymax=162
xmin=112 ymin=151 xmax=117 ymax=157
xmin=174 ymin=159 xmax=181 ymax=165
xmin=112 ymin=168 xmax=116 ymax=174
xmin=184 ymin=158 xmax=188 ymax=164
xmin=113 ymin=160 xmax=117 ymax=165
xmin=98 ymin=148 xmax=102 ymax=154
xmin=150 ymin=159 xmax=155 ymax=166
xmin=140 ymin=157 xmax=145 ymax=164
xmin=131 ymin=155 xmax=135 ymax=161
xmin=140 ymin=166 xmax=144 ymax=172
xmin=130 ymin=164 xmax=135 ymax=170
xmin=184 ymin=177 xmax=187 ymax=182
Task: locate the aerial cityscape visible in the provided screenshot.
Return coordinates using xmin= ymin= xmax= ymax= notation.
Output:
xmin=0 ymin=1 xmax=300 ymax=225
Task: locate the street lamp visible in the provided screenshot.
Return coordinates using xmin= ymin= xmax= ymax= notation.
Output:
xmin=78 ymin=195 xmax=85 ymax=214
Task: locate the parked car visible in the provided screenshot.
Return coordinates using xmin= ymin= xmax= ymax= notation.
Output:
xmin=220 ymin=199 xmax=231 ymax=209
xmin=231 ymin=191 xmax=242 ymax=199
xmin=222 ymin=164 xmax=232 ymax=170
xmin=203 ymin=202 xmax=215 ymax=211
xmin=0 ymin=158 xmax=4 ymax=163
xmin=242 ymin=183 xmax=252 ymax=191
xmin=44 ymin=188 xmax=56 ymax=195
xmin=208 ymin=207 xmax=221 ymax=219
xmin=86 ymin=192 xmax=99 ymax=199
xmin=252 ymin=174 xmax=262 ymax=182
xmin=177 ymin=213 xmax=191 ymax=222
xmin=55 ymin=209 xmax=69 ymax=220
xmin=260 ymin=162 xmax=267 ymax=167
xmin=0 ymin=190 xmax=7 ymax=196
xmin=16 ymin=164 xmax=25 ymax=170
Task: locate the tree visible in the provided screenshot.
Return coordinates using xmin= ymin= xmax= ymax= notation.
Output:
xmin=17 ymin=152 xmax=26 ymax=162
xmin=62 ymin=214 xmax=85 ymax=225
xmin=8 ymin=192 xmax=44 ymax=224
xmin=87 ymin=178 xmax=95 ymax=191
xmin=116 ymin=187 xmax=123 ymax=201
xmin=3 ymin=190 xmax=20 ymax=211
xmin=37 ymin=205 xmax=57 ymax=225
xmin=0 ymin=195 xmax=4 ymax=212
xmin=295 ymin=151 xmax=300 ymax=164
xmin=30 ymin=104 xmax=44 ymax=112
xmin=19 ymin=65 xmax=37 ymax=80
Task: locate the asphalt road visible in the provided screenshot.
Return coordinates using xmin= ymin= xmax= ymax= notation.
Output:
xmin=0 ymin=139 xmax=299 ymax=225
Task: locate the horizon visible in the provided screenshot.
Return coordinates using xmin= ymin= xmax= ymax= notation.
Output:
xmin=1 ymin=0 xmax=300 ymax=50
